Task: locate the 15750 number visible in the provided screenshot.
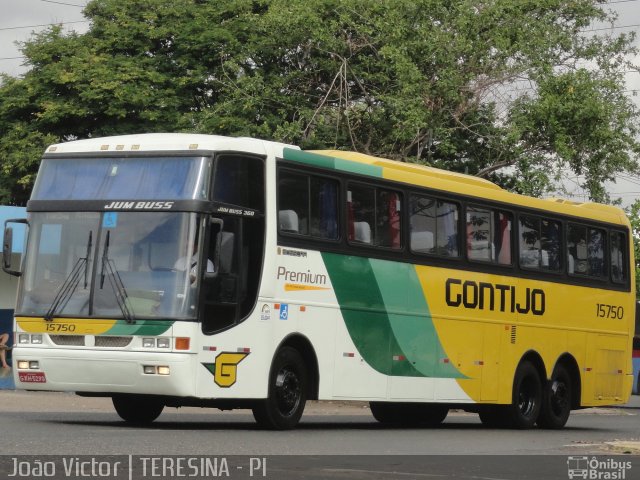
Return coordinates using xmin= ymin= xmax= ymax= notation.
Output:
xmin=44 ymin=323 xmax=76 ymax=333
xmin=596 ymin=303 xmax=624 ymax=319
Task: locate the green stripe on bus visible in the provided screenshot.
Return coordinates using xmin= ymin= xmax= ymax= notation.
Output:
xmin=106 ymin=320 xmax=174 ymax=336
xmin=283 ymin=148 xmax=383 ymax=178
xmin=322 ymin=253 xmax=463 ymax=378
xmin=369 ymin=260 xmax=462 ymax=378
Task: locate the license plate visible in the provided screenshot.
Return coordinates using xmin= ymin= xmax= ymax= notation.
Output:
xmin=18 ymin=372 xmax=47 ymax=383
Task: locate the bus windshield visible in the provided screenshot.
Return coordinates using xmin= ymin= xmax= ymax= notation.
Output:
xmin=17 ymin=211 xmax=202 ymax=320
xmin=31 ymin=156 xmax=210 ymax=200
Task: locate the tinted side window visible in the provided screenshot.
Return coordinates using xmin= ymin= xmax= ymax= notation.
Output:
xmin=213 ymin=155 xmax=265 ymax=211
xmin=466 ymin=206 xmax=512 ymax=265
xmin=278 ymin=171 xmax=309 ymax=235
xmin=518 ymin=215 xmax=561 ymax=271
xmin=567 ymin=224 xmax=605 ymax=278
xmin=348 ymin=183 xmax=402 ymax=249
xmin=277 ymin=170 xmax=339 ymax=240
xmin=610 ymin=231 xmax=628 ymax=284
xmin=409 ymin=195 xmax=459 ymax=257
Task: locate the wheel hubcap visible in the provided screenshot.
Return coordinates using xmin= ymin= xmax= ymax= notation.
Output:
xmin=275 ymin=367 xmax=301 ymax=417
xmin=549 ymin=380 xmax=568 ymax=415
xmin=518 ymin=378 xmax=537 ymax=417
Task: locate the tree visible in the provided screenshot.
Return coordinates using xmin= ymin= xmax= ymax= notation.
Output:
xmin=626 ymin=200 xmax=640 ymax=298
xmin=0 ymin=0 xmax=638 ymax=205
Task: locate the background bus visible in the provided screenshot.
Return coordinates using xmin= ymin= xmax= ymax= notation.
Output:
xmin=3 ymin=134 xmax=635 ymax=429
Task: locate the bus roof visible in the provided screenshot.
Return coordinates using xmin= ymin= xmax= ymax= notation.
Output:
xmin=45 ymin=133 xmax=298 ymax=157
xmin=285 ymin=148 xmax=629 ymax=227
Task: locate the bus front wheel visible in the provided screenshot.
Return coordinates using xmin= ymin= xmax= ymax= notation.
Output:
xmin=252 ymin=347 xmax=307 ymax=430
xmin=112 ymin=394 xmax=164 ymax=425
xmin=537 ymin=364 xmax=572 ymax=429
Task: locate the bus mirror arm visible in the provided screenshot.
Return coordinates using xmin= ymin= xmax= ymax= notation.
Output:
xmin=206 ymin=217 xmax=224 ymax=280
xmin=3 ymin=218 xmax=28 ymax=277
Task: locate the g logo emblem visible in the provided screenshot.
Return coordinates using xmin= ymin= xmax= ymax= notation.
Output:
xmin=202 ymin=352 xmax=249 ymax=388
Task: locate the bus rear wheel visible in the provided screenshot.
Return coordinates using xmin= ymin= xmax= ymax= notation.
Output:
xmin=252 ymin=347 xmax=307 ymax=430
xmin=112 ymin=394 xmax=164 ymax=425
xmin=537 ymin=364 xmax=572 ymax=429
xmin=508 ymin=361 xmax=542 ymax=429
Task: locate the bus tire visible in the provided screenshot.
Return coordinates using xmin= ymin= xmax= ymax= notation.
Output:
xmin=478 ymin=406 xmax=510 ymax=428
xmin=508 ymin=360 xmax=542 ymax=429
xmin=370 ymin=403 xmax=448 ymax=427
xmin=112 ymin=395 xmax=164 ymax=425
xmin=252 ymin=347 xmax=307 ymax=430
xmin=370 ymin=402 xmax=402 ymax=424
xmin=415 ymin=404 xmax=449 ymax=427
xmin=538 ymin=364 xmax=572 ymax=429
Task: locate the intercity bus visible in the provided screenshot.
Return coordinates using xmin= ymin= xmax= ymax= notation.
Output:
xmin=3 ymin=134 xmax=635 ymax=429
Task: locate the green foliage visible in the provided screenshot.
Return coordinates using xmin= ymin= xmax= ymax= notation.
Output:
xmin=0 ymin=0 xmax=638 ymax=205
xmin=626 ymin=200 xmax=640 ymax=298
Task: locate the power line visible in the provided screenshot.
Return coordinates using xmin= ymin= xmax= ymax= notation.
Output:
xmin=584 ymin=23 xmax=640 ymax=32
xmin=38 ymin=0 xmax=85 ymax=6
xmin=0 ymin=20 xmax=88 ymax=32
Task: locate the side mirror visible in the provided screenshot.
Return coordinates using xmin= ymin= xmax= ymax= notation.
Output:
xmin=3 ymin=227 xmax=13 ymax=270
xmin=3 ymin=218 xmax=28 ymax=277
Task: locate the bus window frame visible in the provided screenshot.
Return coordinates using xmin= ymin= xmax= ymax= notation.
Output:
xmin=275 ymin=161 xmax=631 ymax=294
xmin=345 ymin=180 xmax=404 ymax=252
xmin=516 ymin=213 xmax=564 ymax=276
xmin=566 ymin=222 xmax=609 ymax=282
xmin=464 ymin=204 xmax=514 ymax=268
xmin=276 ymin=167 xmax=343 ymax=245
xmin=408 ymin=193 xmax=462 ymax=259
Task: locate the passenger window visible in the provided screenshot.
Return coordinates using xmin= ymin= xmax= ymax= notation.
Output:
xmin=277 ymin=170 xmax=339 ymax=240
xmin=466 ymin=206 xmax=511 ymax=265
xmin=278 ymin=171 xmax=309 ymax=235
xmin=348 ymin=183 xmax=402 ymax=249
xmin=409 ymin=195 xmax=459 ymax=257
xmin=518 ymin=216 xmax=561 ymax=271
xmin=567 ymin=224 xmax=605 ymax=278
xmin=610 ymin=231 xmax=628 ymax=284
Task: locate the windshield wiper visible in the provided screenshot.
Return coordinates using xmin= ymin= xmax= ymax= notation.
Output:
xmin=44 ymin=231 xmax=92 ymax=321
xmin=100 ymin=230 xmax=135 ymax=324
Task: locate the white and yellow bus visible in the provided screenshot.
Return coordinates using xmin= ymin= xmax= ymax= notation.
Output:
xmin=3 ymin=134 xmax=635 ymax=429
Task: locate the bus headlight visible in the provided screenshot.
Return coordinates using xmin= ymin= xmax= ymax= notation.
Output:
xmin=18 ymin=334 xmax=44 ymax=344
xmin=142 ymin=338 xmax=155 ymax=348
xmin=157 ymin=338 xmax=170 ymax=349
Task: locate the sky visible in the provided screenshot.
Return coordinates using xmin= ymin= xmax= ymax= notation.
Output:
xmin=1 ymin=0 xmax=640 ymax=205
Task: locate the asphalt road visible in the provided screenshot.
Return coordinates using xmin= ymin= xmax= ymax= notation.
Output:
xmin=1 ymin=391 xmax=639 ymax=479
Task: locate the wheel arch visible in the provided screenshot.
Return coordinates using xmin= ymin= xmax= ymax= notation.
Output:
xmin=518 ymin=350 xmax=547 ymax=385
xmin=552 ymin=353 xmax=582 ymax=409
xmin=274 ymin=333 xmax=320 ymax=400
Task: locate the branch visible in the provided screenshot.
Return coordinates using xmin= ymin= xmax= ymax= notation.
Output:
xmin=476 ymin=160 xmax=514 ymax=178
